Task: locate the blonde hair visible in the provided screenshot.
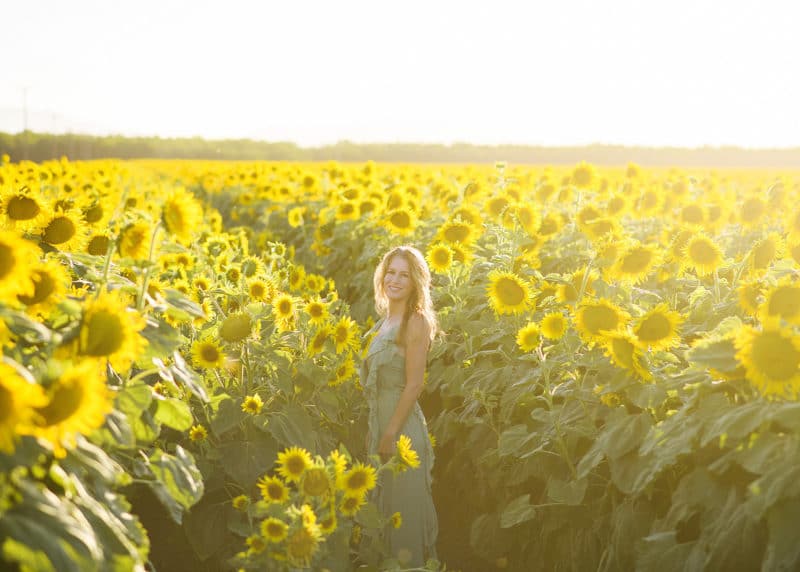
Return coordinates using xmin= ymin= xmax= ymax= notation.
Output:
xmin=373 ymin=245 xmax=438 ymax=345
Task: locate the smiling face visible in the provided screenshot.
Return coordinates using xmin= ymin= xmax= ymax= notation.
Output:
xmin=382 ymin=255 xmax=414 ymax=305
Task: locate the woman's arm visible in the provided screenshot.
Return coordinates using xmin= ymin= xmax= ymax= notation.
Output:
xmin=377 ymin=313 xmax=430 ymax=460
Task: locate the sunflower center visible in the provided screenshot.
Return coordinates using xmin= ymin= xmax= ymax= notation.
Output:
xmin=250 ymin=283 xmax=266 ymax=298
xmin=220 ymin=314 xmax=251 ymax=342
xmin=444 ymin=224 xmax=470 ymax=243
xmin=390 ymin=211 xmax=411 ymax=229
xmin=84 ymin=204 xmax=103 ymax=223
xmin=265 ymin=521 xmax=286 ymax=537
xmin=200 ymin=344 xmax=220 ymax=362
xmin=7 ymin=196 xmax=40 ymax=220
xmin=582 ymin=305 xmax=619 ymax=333
xmin=768 ymin=286 xmax=800 ymax=319
xmin=689 ymin=239 xmax=718 ymax=264
xmin=278 ymin=299 xmax=292 ymax=316
xmin=636 ymin=314 xmax=671 ymax=342
xmin=0 ymin=244 xmax=16 ymax=279
xmin=87 ymin=235 xmax=110 ymax=256
xmin=308 ymin=304 xmax=323 ymax=318
xmin=164 ymin=204 xmax=186 ymax=234
xmin=267 ymin=482 xmax=284 ymax=500
xmin=752 ymin=331 xmax=800 ymax=381
xmin=36 ymin=382 xmax=84 ymax=426
xmin=347 ymin=470 xmax=367 ymax=490
xmin=620 ymin=247 xmax=653 ymax=273
xmin=286 ymin=455 xmax=307 ymax=476
xmin=681 ymin=205 xmax=704 ymax=224
xmin=18 ymin=270 xmax=56 ymax=306
xmin=83 ymin=310 xmax=125 ymax=356
xmin=335 ymin=327 xmax=348 ymax=344
xmin=433 ymin=249 xmax=451 ymax=266
xmin=496 ymin=277 xmax=525 ymax=306
xmin=43 ymin=216 xmax=76 ymax=245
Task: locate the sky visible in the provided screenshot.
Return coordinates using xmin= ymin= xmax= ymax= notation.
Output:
xmin=1 ymin=0 xmax=798 ymax=148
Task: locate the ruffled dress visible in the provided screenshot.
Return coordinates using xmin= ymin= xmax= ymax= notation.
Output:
xmin=360 ymin=317 xmax=438 ymax=566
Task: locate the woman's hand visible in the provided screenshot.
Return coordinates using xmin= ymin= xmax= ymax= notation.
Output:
xmin=378 ymin=430 xmax=397 ymax=462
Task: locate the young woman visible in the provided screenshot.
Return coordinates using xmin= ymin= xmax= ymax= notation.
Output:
xmin=360 ymin=245 xmax=439 ymax=566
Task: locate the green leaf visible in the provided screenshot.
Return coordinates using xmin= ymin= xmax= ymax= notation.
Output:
xmin=686 ymin=336 xmax=739 ymax=372
xmin=210 ymin=396 xmax=244 ymax=436
xmin=500 ymin=494 xmax=536 ymax=528
xmin=164 ymin=288 xmax=207 ymax=318
xmin=764 ymin=497 xmax=800 ymax=570
xmin=116 ymin=382 xmax=153 ymax=416
xmin=497 ymin=424 xmax=535 ymax=457
xmin=154 ymin=397 xmax=193 ymax=431
xmin=546 ymin=477 xmax=587 ymax=505
xmin=219 ymin=434 xmax=278 ymax=489
xmin=139 ymin=317 xmax=181 ymax=362
xmin=146 ymin=446 xmax=204 ymax=524
xmin=267 ymin=403 xmax=318 ymax=451
xmin=183 ymin=498 xmax=232 ymax=561
xmin=1 ymin=538 xmax=55 ymax=572
xmin=599 ymin=409 xmax=652 ymax=461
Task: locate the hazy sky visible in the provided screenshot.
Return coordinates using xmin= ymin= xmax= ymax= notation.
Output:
xmin=2 ymin=0 xmax=798 ymax=148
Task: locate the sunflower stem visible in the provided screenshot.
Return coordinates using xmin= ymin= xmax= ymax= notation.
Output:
xmin=713 ymin=269 xmax=721 ymax=304
xmin=137 ymin=221 xmax=163 ymax=313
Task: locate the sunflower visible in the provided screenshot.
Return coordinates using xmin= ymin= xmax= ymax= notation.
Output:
xmin=261 ymin=517 xmax=289 ymax=543
xmin=219 ymin=312 xmax=252 ymax=343
xmin=538 ymin=213 xmax=563 ymax=237
xmin=384 ymin=208 xmax=417 ymax=236
xmin=681 ymin=233 xmax=723 ymax=277
xmin=335 ymin=200 xmax=360 ymax=222
xmin=391 ymin=512 xmax=403 ymax=529
xmin=288 ymin=206 xmax=305 ymax=228
xmin=332 ymin=316 xmax=359 ymax=354
xmin=632 ymin=304 xmax=683 ymax=351
xmin=32 ymin=360 xmax=112 ymax=458
xmin=516 ymin=323 xmax=541 ymax=352
xmin=17 ymin=256 xmax=70 ymax=318
xmin=571 ymin=161 xmax=596 ymax=189
xmin=162 ymin=187 xmax=204 ymax=245
xmin=739 ymin=196 xmax=766 ymax=227
xmin=38 ymin=208 xmax=87 ymax=252
xmin=666 ymin=227 xmax=695 ymax=263
xmin=737 ymin=279 xmax=763 ymax=316
xmin=340 ymin=462 xmax=377 ymax=497
xmin=540 ymin=312 xmax=568 ymax=340
xmin=232 ymin=495 xmax=250 ymax=511
xmin=285 ymin=522 xmax=322 ymax=568
xmin=427 ymin=243 xmax=454 ymax=274
xmin=788 ymin=240 xmax=800 ymax=267
xmin=78 ymin=289 xmax=147 ymax=372
xmin=450 ymin=242 xmax=474 ymax=265
xmin=607 ymin=242 xmax=660 ymax=284
xmin=272 ymin=292 xmax=298 ymax=332
xmin=735 ymin=321 xmax=800 ymax=398
xmin=486 ymin=269 xmax=532 ymax=316
xmin=86 ymin=232 xmax=112 ymax=256
xmin=276 ymin=446 xmax=313 ymax=483
xmin=330 ymin=356 xmax=356 ymax=387
xmin=556 ymin=268 xmax=598 ymax=304
xmin=258 ymin=475 xmax=290 ymax=504
xmin=119 ymin=221 xmax=152 ymax=260
xmin=583 ymin=217 xmax=621 ymax=242
xmin=395 ymin=434 xmax=420 ymax=472
xmin=328 ymin=450 xmax=348 ymax=482
xmin=573 ymin=298 xmax=629 ymax=345
xmin=485 ymin=194 xmax=512 ymax=220
xmin=748 ymin=233 xmax=783 ymax=275
xmin=451 ymin=204 xmax=483 ymax=227
xmin=679 ymin=203 xmax=705 ymax=226
xmin=339 ymin=492 xmax=366 ymax=517
xmin=601 ymin=330 xmax=651 ymax=380
xmin=300 ymin=464 xmax=333 ymax=498
xmin=246 ymin=276 xmax=274 ymax=303
xmin=761 ymin=278 xmax=800 ymax=325
xmin=319 ymin=511 xmax=337 ymax=535
xmin=189 ymin=424 xmax=208 ymax=442
xmin=241 ymin=394 xmax=264 ymax=415
xmin=304 ymin=297 xmax=330 ymax=325
xmin=1 ymin=185 xmax=50 ymax=231
xmin=288 ymin=265 xmax=306 ymax=291
xmin=307 ymin=324 xmax=333 ymax=357
xmin=0 ymin=230 xmax=39 ymax=303
xmin=246 ymin=534 xmax=267 ymax=554
xmin=437 ymin=219 xmax=479 ymax=245
xmin=0 ymin=364 xmax=48 ymax=454
xmin=191 ymin=339 xmax=225 ymax=368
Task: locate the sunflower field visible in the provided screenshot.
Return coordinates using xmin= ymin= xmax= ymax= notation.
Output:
xmin=1 ymin=153 xmax=800 ymax=571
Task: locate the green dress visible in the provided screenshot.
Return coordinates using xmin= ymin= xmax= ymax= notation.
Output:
xmin=360 ymin=317 xmax=438 ymax=566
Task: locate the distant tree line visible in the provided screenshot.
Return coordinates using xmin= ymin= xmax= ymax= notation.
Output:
xmin=1 ymin=130 xmax=799 ymax=168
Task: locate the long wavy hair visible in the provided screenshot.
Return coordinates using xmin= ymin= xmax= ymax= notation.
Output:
xmin=373 ymin=245 xmax=438 ymax=346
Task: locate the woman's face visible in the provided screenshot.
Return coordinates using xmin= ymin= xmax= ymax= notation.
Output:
xmin=383 ymin=255 xmax=413 ymax=304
